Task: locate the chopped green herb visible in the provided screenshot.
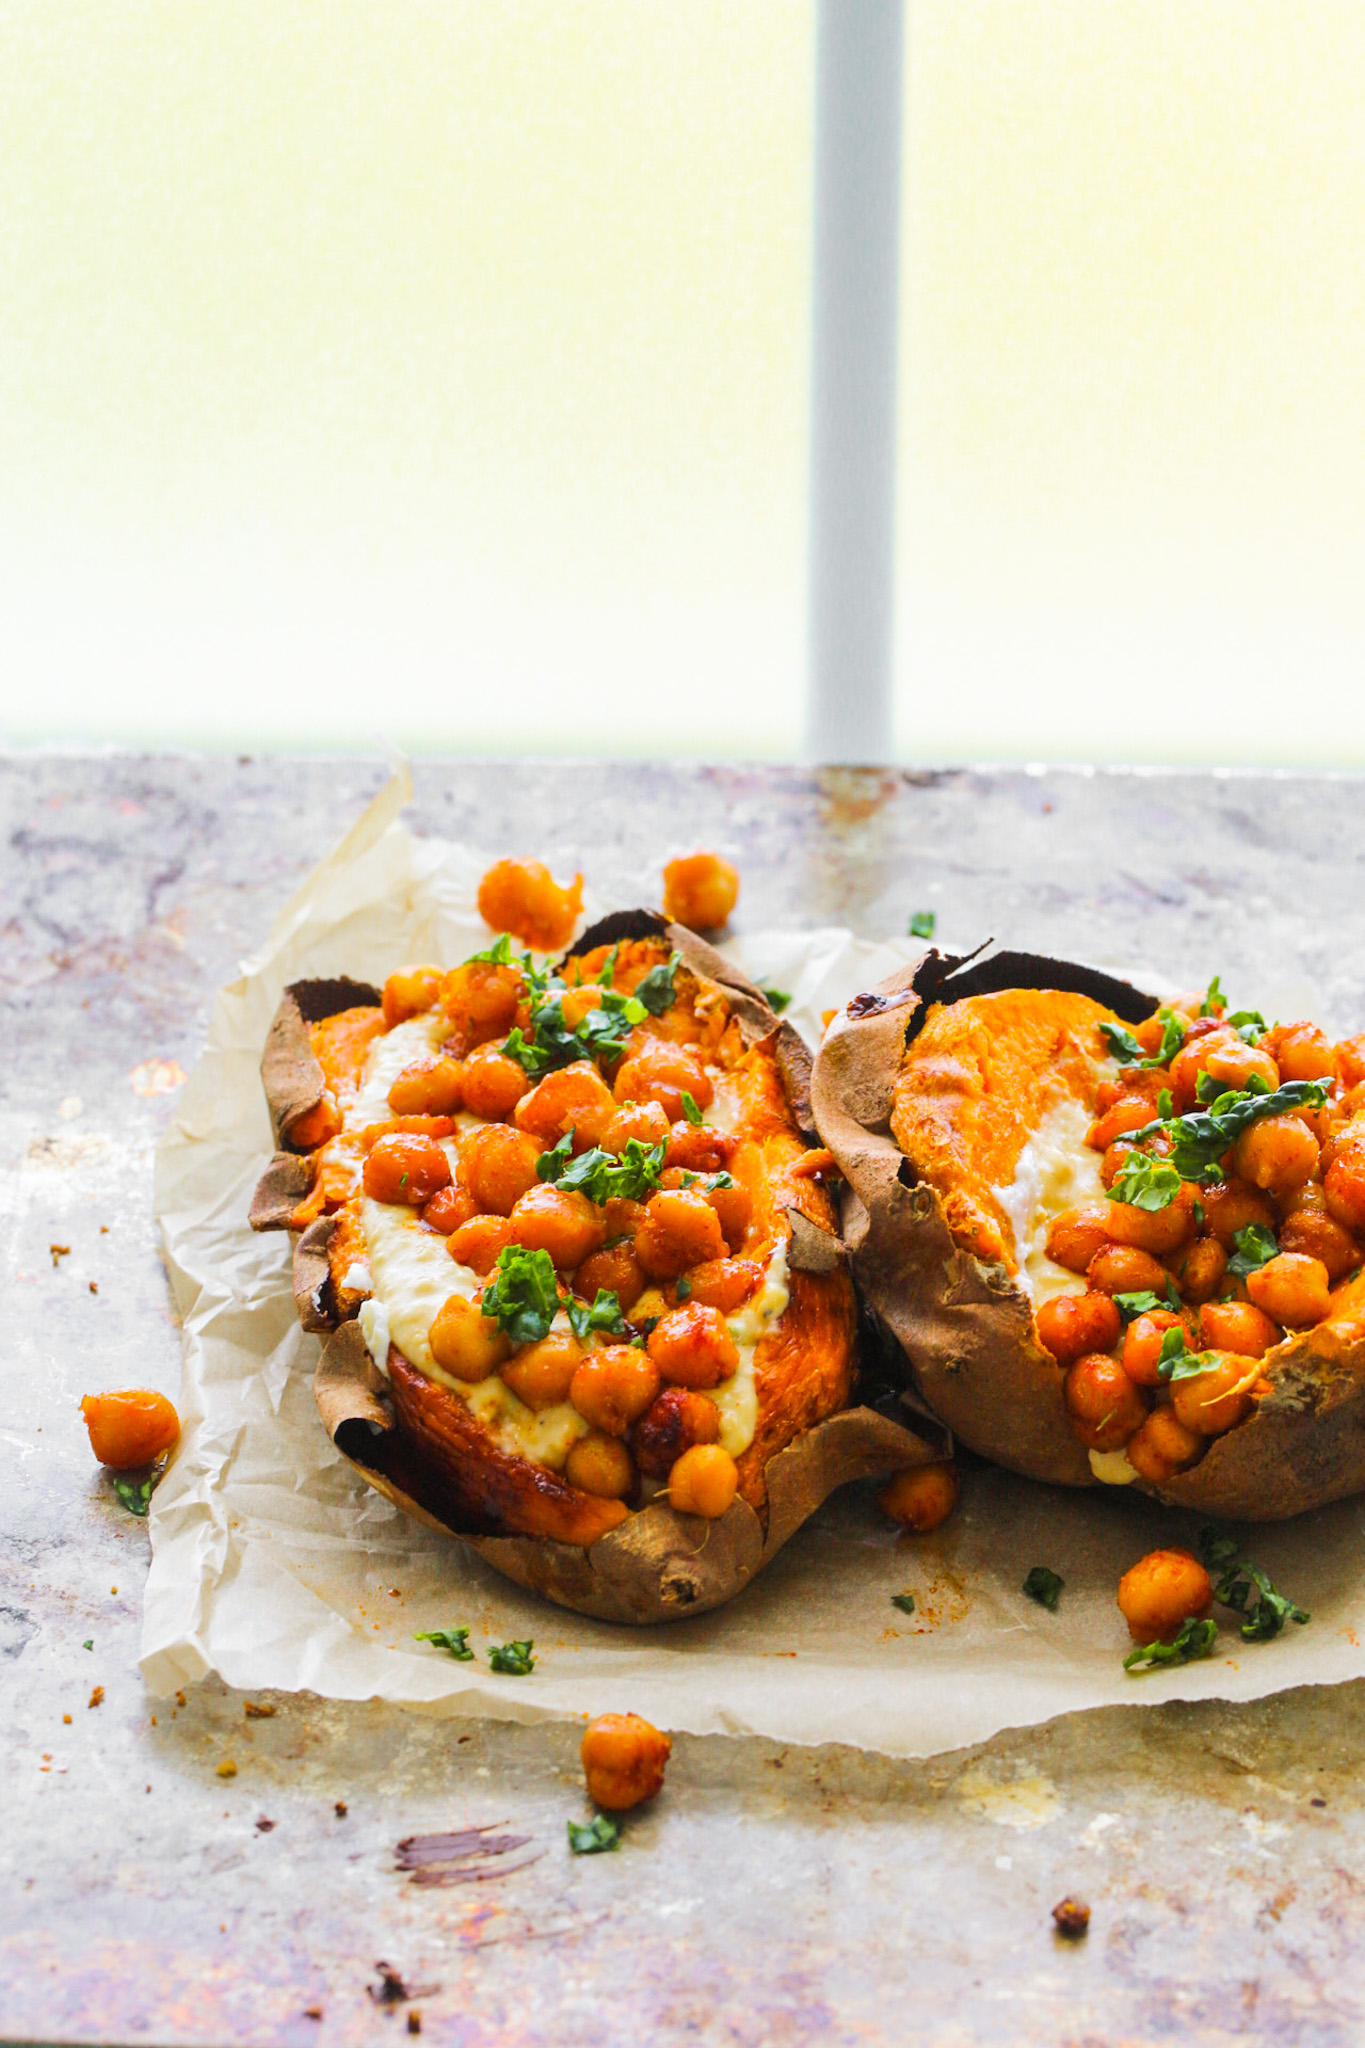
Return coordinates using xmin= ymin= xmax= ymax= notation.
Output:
xmin=1227 ymin=1008 xmax=1268 ymax=1046
xmin=1227 ymin=1224 xmax=1280 ymax=1281
xmin=598 ymin=943 xmax=619 ymax=991
xmin=470 ymin=932 xmax=519 ymax=966
xmin=908 ymin=911 xmax=936 ymax=940
xmin=549 ymin=1138 xmax=667 ymax=1207
xmin=113 ymin=1473 xmax=156 ymax=1517
xmin=1198 ymin=1527 xmax=1310 ymax=1642
xmin=82 ymin=1639 xmax=93 ymax=1651
xmin=680 ymin=1091 xmax=704 ymax=1128
xmin=413 ymin=1626 xmax=474 ymax=1661
xmin=536 ymin=1129 xmax=576 ymax=1182
xmin=890 ymin=1592 xmax=917 ymax=1615
xmin=1126 ymin=1078 xmax=1331 ymax=1185
xmin=567 ymin=1813 xmax=620 ymax=1855
xmin=481 ymin=1247 xmax=561 ymax=1347
xmin=674 ymin=1278 xmax=692 ymax=1302
xmin=634 ymin=952 xmax=680 ymax=1017
xmin=1153 ymin=1327 xmax=1221 ymax=1383
xmin=397 ymin=1171 xmax=410 ymax=1189
xmin=1108 ymin=1157 xmax=1183 ymax=1213
xmin=1114 ymin=1289 xmax=1164 ymax=1323
xmin=566 ymin=1289 xmax=630 ymax=1344
xmin=1200 ymin=976 xmax=1225 ymax=1017
xmin=1023 ymin=1566 xmax=1064 ymax=1612
xmin=760 ymin=988 xmax=792 ymax=1014
xmin=1158 ymin=1088 xmax=1175 ymax=1118
xmin=1124 ymin=1615 xmax=1219 ymax=1672
xmin=488 ymin=1639 xmax=536 ymax=1676
xmin=707 ymin=1171 xmax=735 ymax=1191
xmin=1100 ymin=1009 xmax=1187 ymax=1069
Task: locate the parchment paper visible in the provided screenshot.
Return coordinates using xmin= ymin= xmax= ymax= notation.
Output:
xmin=144 ymin=767 xmax=1365 ymax=1756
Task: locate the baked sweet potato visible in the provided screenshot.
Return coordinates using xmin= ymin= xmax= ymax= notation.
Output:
xmin=812 ymin=945 xmax=1365 ymax=1521
xmin=253 ymin=909 xmax=936 ymax=1621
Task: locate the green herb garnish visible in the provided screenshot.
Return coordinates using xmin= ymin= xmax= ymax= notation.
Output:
xmin=633 ymin=952 xmax=680 ymax=1017
xmin=890 ymin=1592 xmax=917 ymax=1615
xmin=760 ymin=988 xmax=792 ymax=1014
xmin=83 ymin=1639 xmax=93 ymax=1651
xmin=113 ymin=1474 xmax=156 ymax=1517
xmin=1227 ymin=1224 xmax=1280 ymax=1280
xmin=536 ymin=1129 xmax=576 ymax=1182
xmin=551 ymin=1138 xmax=667 ymax=1207
xmin=1126 ymin=1078 xmax=1331 ymax=1186
xmin=909 ymin=911 xmax=936 ymax=940
xmin=1023 ymin=1566 xmax=1064 ymax=1612
xmin=413 ymin=1626 xmax=475 ymax=1661
xmin=674 ymin=1278 xmax=692 ymax=1302
xmin=1124 ymin=1614 xmax=1219 ymax=1672
xmin=1200 ymin=976 xmax=1225 ymax=1017
xmin=1100 ymin=1009 xmax=1187 ymax=1069
xmin=680 ymin=1091 xmax=704 ymax=1127
xmin=567 ymin=1813 xmax=620 ymax=1855
xmin=566 ymin=1288 xmax=630 ymax=1344
xmin=488 ymin=1639 xmax=536 ymax=1676
xmin=481 ymin=1247 xmax=561 ymax=1347
xmin=1113 ymin=1279 xmax=1182 ymax=1323
xmin=1198 ymin=1527 xmax=1310 ymax=1642
xmin=1108 ymin=1156 xmax=1183 ymax=1212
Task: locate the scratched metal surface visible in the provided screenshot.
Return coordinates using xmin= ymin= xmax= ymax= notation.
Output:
xmin=4 ymin=755 xmax=1365 ymax=2048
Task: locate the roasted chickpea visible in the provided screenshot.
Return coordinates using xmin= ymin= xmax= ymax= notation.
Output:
xmin=1063 ymin=1353 xmax=1149 ymax=1449
xmin=1232 ymin=1114 xmax=1319 ymax=1196
xmin=363 ymin=1133 xmax=452 ymax=1207
xmin=1100 ymin=1140 xmax=1147 ymax=1190
xmin=662 ymin=851 xmax=739 ymax=931
xmin=1117 ymin=1549 xmax=1212 ymax=1642
xmin=1199 ymin=1299 xmax=1282 ymax=1357
xmin=1168 ymin=1026 xmax=1238 ymax=1110
xmin=1106 ymin=1183 xmax=1200 ymax=1257
xmin=681 ymin=1257 xmax=763 ymax=1313
xmin=1336 ymin=1033 xmax=1365 ymax=1090
xmin=1324 ymin=1147 xmax=1365 ymax=1234
xmin=1266 ymin=1020 xmax=1337 ymax=1084
xmin=612 ymin=1041 xmax=713 ymax=1124
xmin=460 ymin=1044 xmax=529 ymax=1122
xmin=447 ymin=1213 xmax=514 ymax=1275
xmin=604 ymin=1195 xmax=649 ymax=1241
xmin=564 ymin=1433 xmax=636 ymax=1500
xmin=421 ymin=1183 xmax=478 ymax=1234
xmin=706 ymin=1176 xmax=753 ymax=1253
xmin=1169 ymin=1352 xmax=1258 ymax=1436
xmin=580 ymin=1713 xmax=672 ymax=1811
xmin=1200 ymin=1179 xmax=1277 ymax=1250
xmin=1035 ymin=1290 xmax=1122 ymax=1366
xmin=1280 ymin=1208 xmax=1359 ymax=1284
xmin=1245 ymin=1252 xmax=1332 ymax=1328
xmin=440 ymin=958 xmax=524 ymax=1048
xmin=429 ymin=1295 xmax=511 ymax=1381
xmin=80 ymin=1389 xmax=180 ymax=1470
xmin=477 ymin=857 xmax=584 ymax=952
xmin=602 ymin=1100 xmax=672 ymax=1154
xmin=664 ymin=1120 xmax=733 ymax=1173
xmin=1086 ymin=1245 xmax=1170 ymax=1297
xmin=1089 ymin=1094 xmax=1165 ymax=1152
xmin=631 ymin=1386 xmax=721 ymax=1476
xmin=1045 ymin=1205 xmax=1119 ymax=1274
xmin=1167 ymin=1234 xmax=1228 ymax=1304
xmin=647 ymin=1303 xmax=739 ymax=1390
xmin=634 ymin=1188 xmax=727 ymax=1278
xmin=574 ymin=1240 xmax=646 ymax=1313
xmin=877 ymin=1461 xmax=960 ymax=1531
xmin=569 ymin=1347 xmax=661 ymax=1435
xmin=513 ymin=1061 xmax=617 ymax=1152
xmin=1132 ymin=1012 xmax=1174 ymax=1056
xmin=500 ymin=1329 xmax=584 ymax=1409
xmin=1201 ymin=1038 xmax=1281 ymax=1095
xmin=381 ymin=964 xmax=442 ymax=1028
xmin=1125 ymin=1409 xmax=1203 ymax=1484
xmin=557 ymin=983 xmax=605 ymax=1032
xmin=460 ymin=1124 xmax=542 ymax=1215
xmin=507 ymin=1185 xmax=607 ymax=1269
xmin=1122 ymin=1310 xmax=1192 ymax=1388
xmin=388 ymin=1056 xmax=465 ymax=1118
xmin=667 ymin=1443 xmax=739 ymax=1518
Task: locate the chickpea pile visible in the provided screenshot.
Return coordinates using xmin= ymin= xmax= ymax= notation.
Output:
xmin=1037 ymin=982 xmax=1365 ymax=1483
xmin=358 ymin=932 xmax=780 ymax=1520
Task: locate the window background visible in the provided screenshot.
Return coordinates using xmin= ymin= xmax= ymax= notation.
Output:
xmin=3 ymin=2 xmax=1364 ymax=767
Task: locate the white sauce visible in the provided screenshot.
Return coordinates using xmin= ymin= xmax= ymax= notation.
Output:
xmin=343 ymin=1008 xmax=788 ymax=1471
xmin=990 ymin=1096 xmax=1110 ymax=1307
xmin=1089 ymin=1447 xmax=1139 ymax=1486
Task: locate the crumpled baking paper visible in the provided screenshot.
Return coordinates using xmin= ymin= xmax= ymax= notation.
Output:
xmin=144 ymin=767 xmax=1365 ymax=1756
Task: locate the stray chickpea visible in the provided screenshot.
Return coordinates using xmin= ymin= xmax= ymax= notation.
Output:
xmin=1035 ymin=1290 xmax=1122 ymax=1366
xmin=477 ymin=858 xmax=583 ymax=953
xmin=514 ymin=1061 xmax=617 ymax=1151
xmin=647 ymin=1303 xmax=739 ymax=1390
xmin=429 ymin=1296 xmax=511 ymax=1382
xmin=1045 ymin=1206 xmax=1119 ymax=1274
xmin=1117 ymin=1549 xmax=1212 ymax=1642
xmin=667 ymin=1443 xmax=739 ymax=1518
xmin=1245 ymin=1252 xmax=1332 ymax=1329
xmin=569 ymin=1347 xmax=661 ymax=1436
xmin=1198 ymin=1299 xmax=1282 ymax=1357
xmin=564 ymin=1433 xmax=636 ymax=1500
xmin=381 ymin=965 xmax=443 ymax=1029
xmin=460 ymin=1044 xmax=530 ymax=1122
xmin=634 ymin=1188 xmax=727 ymax=1279
xmin=877 ymin=1461 xmax=960 ymax=1531
xmin=581 ymin=1713 xmax=672 ymax=1811
xmin=507 ymin=1185 xmax=607 ymax=1269
xmin=662 ymin=852 xmax=739 ymax=931
xmin=80 ymin=1390 xmax=180 ymax=1470
xmin=1169 ymin=1352 xmax=1258 ymax=1436
xmin=363 ymin=1134 xmax=452 ymax=1207
xmin=500 ymin=1329 xmax=584 ymax=1410
xmin=447 ymin=1214 xmax=514 ymax=1275
xmin=1233 ymin=1114 xmax=1319 ymax=1196
xmin=1125 ymin=1410 xmax=1203 ymax=1485
xmin=460 ymin=1125 xmax=543 ymax=1215
xmin=1063 ymin=1354 xmax=1149 ymax=1450
xmin=388 ymin=1057 xmax=465 ymax=1118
